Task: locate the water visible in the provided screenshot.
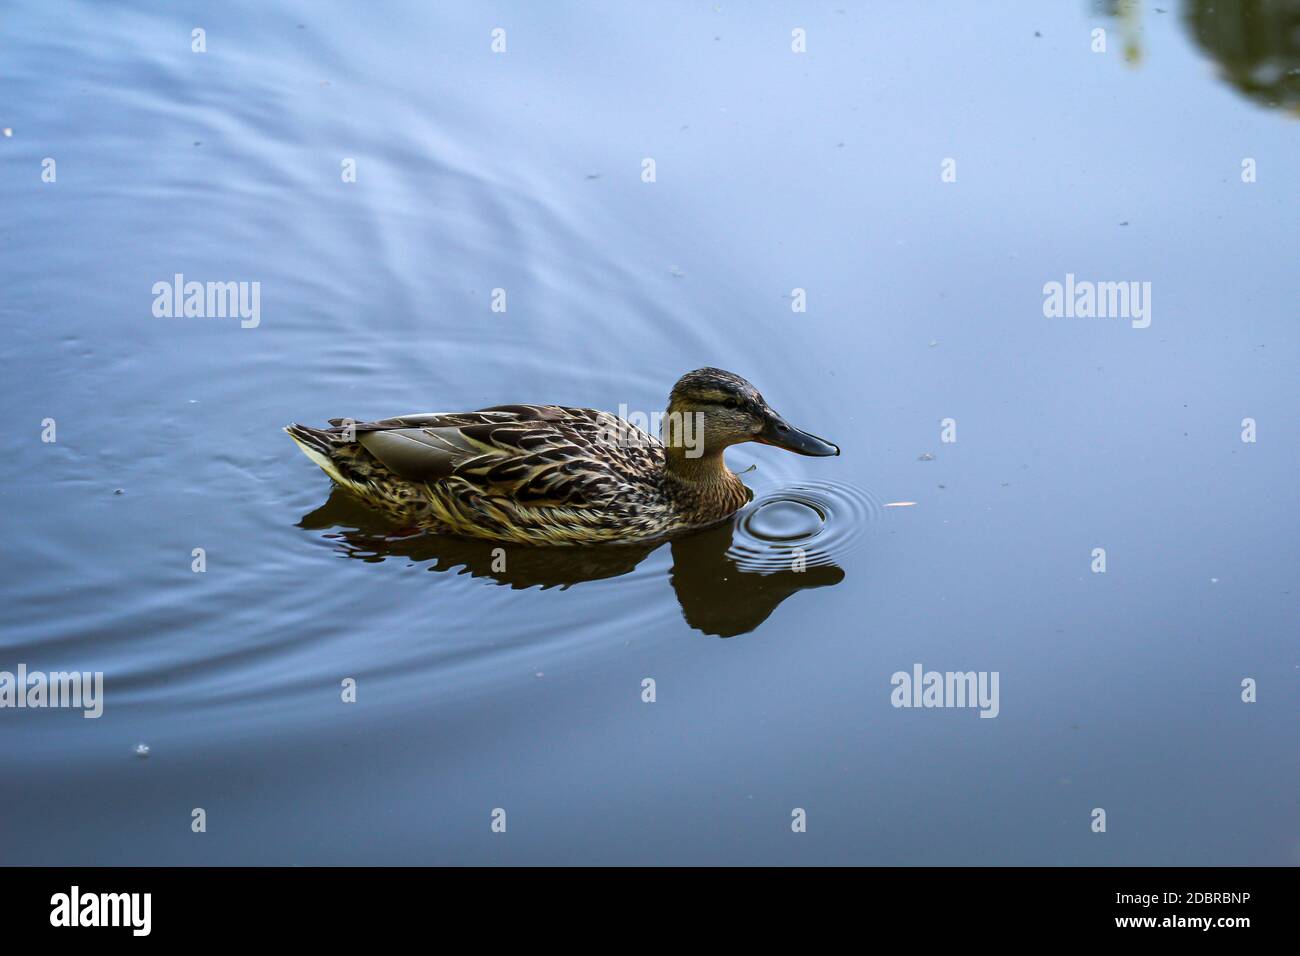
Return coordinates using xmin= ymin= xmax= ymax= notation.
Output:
xmin=2 ymin=0 xmax=1296 ymax=865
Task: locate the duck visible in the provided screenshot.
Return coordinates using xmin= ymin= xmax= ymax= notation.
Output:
xmin=286 ymin=367 xmax=838 ymax=545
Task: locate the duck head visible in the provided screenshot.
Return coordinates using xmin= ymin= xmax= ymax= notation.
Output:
xmin=664 ymin=367 xmax=839 ymax=460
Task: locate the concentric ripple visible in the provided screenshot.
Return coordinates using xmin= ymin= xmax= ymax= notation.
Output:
xmin=729 ymin=480 xmax=883 ymax=572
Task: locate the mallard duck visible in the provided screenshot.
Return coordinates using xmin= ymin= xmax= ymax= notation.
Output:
xmin=286 ymin=367 xmax=838 ymax=545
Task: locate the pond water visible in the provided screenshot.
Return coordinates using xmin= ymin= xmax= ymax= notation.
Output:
xmin=2 ymin=0 xmax=1296 ymax=864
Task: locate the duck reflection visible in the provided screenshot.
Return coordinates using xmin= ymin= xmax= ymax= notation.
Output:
xmin=298 ymin=489 xmax=844 ymax=638
xmin=667 ymin=520 xmax=845 ymax=637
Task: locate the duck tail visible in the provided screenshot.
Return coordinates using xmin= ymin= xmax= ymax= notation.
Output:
xmin=284 ymin=422 xmax=334 ymax=454
xmin=285 ymin=422 xmax=357 ymax=489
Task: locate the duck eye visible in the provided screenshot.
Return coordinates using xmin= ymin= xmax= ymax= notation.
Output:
xmin=722 ymin=398 xmax=744 ymax=411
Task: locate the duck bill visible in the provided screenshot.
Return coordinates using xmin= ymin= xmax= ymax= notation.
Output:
xmin=757 ymin=413 xmax=840 ymax=457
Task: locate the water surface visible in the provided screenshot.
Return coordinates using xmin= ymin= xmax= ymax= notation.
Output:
xmin=1 ymin=0 xmax=1297 ymax=864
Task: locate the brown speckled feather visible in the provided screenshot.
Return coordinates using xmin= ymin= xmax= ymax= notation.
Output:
xmin=287 ymin=405 xmax=727 ymax=544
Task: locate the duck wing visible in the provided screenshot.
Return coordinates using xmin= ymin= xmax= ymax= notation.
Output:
xmin=333 ymin=405 xmax=658 ymax=507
